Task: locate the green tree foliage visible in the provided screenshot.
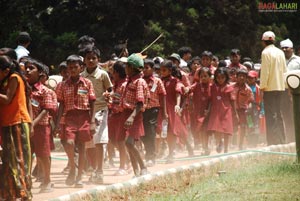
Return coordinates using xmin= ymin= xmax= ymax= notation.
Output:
xmin=0 ymin=0 xmax=299 ymax=68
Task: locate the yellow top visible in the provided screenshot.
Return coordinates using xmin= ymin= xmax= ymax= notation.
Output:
xmin=260 ymin=44 xmax=287 ymax=91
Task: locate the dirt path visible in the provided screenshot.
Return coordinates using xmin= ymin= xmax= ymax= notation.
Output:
xmin=33 ymin=144 xmax=266 ymax=201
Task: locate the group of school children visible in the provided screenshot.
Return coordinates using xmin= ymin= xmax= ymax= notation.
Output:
xmin=0 ymin=38 xmax=264 ymax=200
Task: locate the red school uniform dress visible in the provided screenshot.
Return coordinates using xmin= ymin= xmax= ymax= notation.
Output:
xmin=31 ymin=82 xmax=57 ymax=157
xmin=207 ymin=83 xmax=235 ymax=135
xmin=108 ymin=78 xmax=128 ymax=142
xmin=190 ymin=82 xmax=211 ymax=133
xmin=163 ymin=76 xmax=188 ymax=138
xmin=233 ymin=83 xmax=254 ymax=125
xmin=120 ymin=73 xmax=149 ymax=140
xmin=56 ymin=76 xmax=96 ymax=143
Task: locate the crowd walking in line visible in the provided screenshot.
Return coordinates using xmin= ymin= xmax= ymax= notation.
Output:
xmin=0 ymin=30 xmax=299 ymax=200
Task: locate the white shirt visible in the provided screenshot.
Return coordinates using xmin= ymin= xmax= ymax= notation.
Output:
xmin=15 ymin=45 xmax=29 ymax=61
xmin=179 ymin=58 xmax=187 ymax=68
xmin=286 ymin=54 xmax=300 ymax=71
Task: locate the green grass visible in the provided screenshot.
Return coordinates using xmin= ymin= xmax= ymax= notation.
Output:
xmin=142 ymin=159 xmax=300 ymax=201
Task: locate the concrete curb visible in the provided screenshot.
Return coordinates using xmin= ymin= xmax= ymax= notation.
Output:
xmin=48 ymin=143 xmax=296 ymax=201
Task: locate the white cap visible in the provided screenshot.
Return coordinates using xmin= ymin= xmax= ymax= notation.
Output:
xmin=118 ymin=57 xmax=128 ymax=63
xmin=262 ymin=31 xmax=275 ymax=41
xmin=280 ymin=38 xmax=293 ymax=48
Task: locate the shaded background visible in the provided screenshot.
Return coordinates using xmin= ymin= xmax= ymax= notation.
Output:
xmin=0 ymin=0 xmax=298 ymax=71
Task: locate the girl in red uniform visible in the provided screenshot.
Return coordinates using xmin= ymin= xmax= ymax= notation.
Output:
xmin=207 ymin=67 xmax=238 ymax=153
xmin=189 ymin=67 xmax=212 ymax=155
xmin=160 ymin=60 xmax=192 ymax=163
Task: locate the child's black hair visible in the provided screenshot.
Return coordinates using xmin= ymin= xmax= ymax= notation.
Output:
xmin=198 ymin=67 xmax=212 ymax=78
xmin=144 ymin=59 xmax=155 ymax=68
xmin=171 ymin=65 xmax=182 ymax=80
xmin=0 ymin=47 xmax=17 ymax=60
xmin=58 ymin=61 xmax=67 ymax=73
xmin=218 ymin=60 xmax=227 ymax=68
xmin=113 ymin=61 xmax=126 ymax=79
xmin=178 ymin=46 xmax=192 ymax=58
xmin=82 ymin=45 xmax=101 ymax=58
xmin=188 ymin=56 xmax=200 ymax=69
xmin=201 ymin=51 xmax=213 ymax=59
xmin=66 ymin=55 xmax=84 ymax=65
xmin=25 ymin=57 xmax=45 ymax=73
xmin=214 ymin=67 xmax=230 ymax=84
xmin=160 ymin=60 xmax=181 ymax=79
xmin=0 ymin=55 xmax=31 ymax=100
xmin=236 ymin=68 xmax=248 ymax=76
xmin=228 ymin=67 xmax=237 ymax=75
xmin=160 ymin=60 xmax=173 ymax=69
xmin=16 ymin=32 xmax=31 ymax=45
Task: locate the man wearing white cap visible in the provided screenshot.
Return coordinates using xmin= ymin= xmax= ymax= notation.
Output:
xmin=280 ymin=39 xmax=300 ymax=71
xmin=260 ymin=31 xmax=287 ymax=145
xmin=280 ymin=38 xmax=300 ymax=143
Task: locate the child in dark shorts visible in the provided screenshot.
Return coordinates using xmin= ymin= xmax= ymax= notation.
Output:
xmin=25 ymin=58 xmax=57 ymax=193
xmin=55 ymin=55 xmax=96 ymax=187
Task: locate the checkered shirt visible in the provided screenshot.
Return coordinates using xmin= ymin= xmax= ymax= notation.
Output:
xmin=111 ymin=78 xmax=128 ymax=113
xmin=121 ymin=73 xmax=149 ymax=110
xmin=143 ymin=75 xmax=166 ymax=109
xmin=31 ymin=82 xmax=57 ymax=125
xmin=56 ymin=76 xmax=96 ymax=113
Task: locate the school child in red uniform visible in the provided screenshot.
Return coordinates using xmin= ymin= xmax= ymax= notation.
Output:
xmin=142 ymin=59 xmax=167 ymax=167
xmin=107 ymin=61 xmax=130 ymax=175
xmin=189 ymin=67 xmax=212 ymax=155
xmin=193 ymin=51 xmax=216 ymax=83
xmin=233 ymin=69 xmax=254 ymax=150
xmin=54 ymin=61 xmax=72 ymax=173
xmin=25 ymin=58 xmax=57 ymax=193
xmin=207 ymin=67 xmax=238 ymax=153
xmin=0 ymin=55 xmax=33 ymax=200
xmin=56 ymin=55 xmax=96 ymax=187
xmin=160 ymin=60 xmax=192 ymax=163
xmin=188 ymin=56 xmax=201 ymax=84
xmin=120 ymin=53 xmax=150 ymax=176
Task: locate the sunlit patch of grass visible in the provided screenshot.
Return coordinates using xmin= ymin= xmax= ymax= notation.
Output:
xmin=146 ymin=159 xmax=300 ymax=201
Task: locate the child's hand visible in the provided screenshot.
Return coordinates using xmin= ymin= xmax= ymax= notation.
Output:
xmin=163 ymin=112 xmax=168 ymax=120
xmin=103 ymin=91 xmax=112 ymax=103
xmin=174 ymin=105 xmax=181 ymax=115
xmin=183 ymin=87 xmax=190 ymax=95
xmin=30 ymin=124 xmax=34 ymax=138
xmin=124 ymin=115 xmax=135 ymax=128
xmin=90 ymin=122 xmax=96 ymax=135
xmin=235 ymin=113 xmax=240 ymax=124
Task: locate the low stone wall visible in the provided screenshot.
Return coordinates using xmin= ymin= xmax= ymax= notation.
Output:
xmin=48 ymin=143 xmax=296 ymax=201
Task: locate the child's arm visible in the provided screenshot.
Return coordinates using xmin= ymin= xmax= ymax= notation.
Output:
xmin=0 ymin=77 xmax=18 ymax=104
xmin=205 ymin=103 xmax=211 ymax=116
xmin=231 ymin=99 xmax=239 ymax=123
xmin=26 ymin=97 xmax=34 ymax=136
xmin=55 ymin=103 xmax=64 ymax=132
xmin=89 ymin=100 xmax=96 ymax=134
xmin=175 ymin=93 xmax=181 ymax=115
xmin=32 ymin=109 xmax=48 ymax=128
xmin=124 ymin=102 xmax=143 ymax=128
xmin=159 ymin=95 xmax=168 ymax=120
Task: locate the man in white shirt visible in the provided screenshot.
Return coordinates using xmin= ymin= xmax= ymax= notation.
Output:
xmin=260 ymin=31 xmax=287 ymax=145
xmin=280 ymin=38 xmax=300 ymax=143
xmin=15 ymin=32 xmax=31 ymax=61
